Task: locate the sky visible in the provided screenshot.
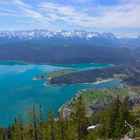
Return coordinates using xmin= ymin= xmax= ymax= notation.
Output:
xmin=0 ymin=0 xmax=140 ymax=37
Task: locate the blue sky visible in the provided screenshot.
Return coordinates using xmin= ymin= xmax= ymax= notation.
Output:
xmin=0 ymin=0 xmax=140 ymax=37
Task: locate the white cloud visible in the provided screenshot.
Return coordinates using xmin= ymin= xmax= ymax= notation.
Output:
xmin=0 ymin=0 xmax=50 ymax=27
xmin=0 ymin=0 xmax=140 ymax=35
xmin=13 ymin=0 xmax=50 ymax=26
xmin=39 ymin=1 xmax=140 ymax=29
xmin=0 ymin=12 xmax=8 ymax=16
xmin=77 ymin=0 xmax=92 ymax=3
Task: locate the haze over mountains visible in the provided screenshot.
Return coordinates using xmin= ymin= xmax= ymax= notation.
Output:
xmin=0 ymin=30 xmax=140 ymax=65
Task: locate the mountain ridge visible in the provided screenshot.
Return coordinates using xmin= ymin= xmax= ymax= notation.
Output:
xmin=0 ymin=30 xmax=140 ymax=65
xmin=0 ymin=30 xmax=139 ymax=40
xmin=0 ymin=30 xmax=139 ymax=47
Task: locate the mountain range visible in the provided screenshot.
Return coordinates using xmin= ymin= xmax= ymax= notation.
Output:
xmin=0 ymin=30 xmax=140 ymax=47
xmin=0 ymin=30 xmax=140 ymax=65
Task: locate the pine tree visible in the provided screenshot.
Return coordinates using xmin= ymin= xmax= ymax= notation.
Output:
xmin=102 ymin=97 xmax=121 ymax=138
xmin=74 ymin=95 xmax=88 ymax=140
xmin=38 ymin=105 xmax=43 ymax=140
xmin=57 ymin=112 xmax=68 ymax=140
xmin=12 ymin=116 xmax=24 ymax=140
xmin=27 ymin=105 xmax=38 ymax=140
xmin=114 ymin=97 xmax=130 ymax=138
xmin=46 ymin=110 xmax=56 ymax=140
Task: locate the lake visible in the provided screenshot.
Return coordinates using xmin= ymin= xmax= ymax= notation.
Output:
xmin=0 ymin=62 xmax=121 ymax=126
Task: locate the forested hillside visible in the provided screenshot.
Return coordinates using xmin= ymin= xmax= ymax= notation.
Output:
xmin=48 ymin=65 xmax=140 ymax=86
xmin=0 ymin=44 xmax=140 ymax=65
xmin=0 ymin=94 xmax=140 ymax=140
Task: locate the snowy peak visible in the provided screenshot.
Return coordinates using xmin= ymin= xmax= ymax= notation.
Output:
xmin=0 ymin=30 xmax=117 ymax=40
xmin=0 ymin=30 xmax=139 ymax=47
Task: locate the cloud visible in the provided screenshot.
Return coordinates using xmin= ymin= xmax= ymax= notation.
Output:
xmin=0 ymin=0 xmax=50 ymax=27
xmin=0 ymin=0 xmax=139 ymax=36
xmin=0 ymin=1 xmax=18 ymax=16
xmin=77 ymin=0 xmax=92 ymax=3
xmin=13 ymin=0 xmax=50 ymax=26
xmin=39 ymin=1 xmax=140 ymax=29
xmin=0 ymin=12 xmax=9 ymax=16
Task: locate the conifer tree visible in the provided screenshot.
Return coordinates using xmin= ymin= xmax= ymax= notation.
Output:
xmin=18 ymin=115 xmax=24 ymax=140
xmin=57 ymin=112 xmax=69 ymax=140
xmin=103 ymin=97 xmax=121 ymax=138
xmin=38 ymin=104 xmax=43 ymax=140
xmin=11 ymin=116 xmax=24 ymax=140
xmin=27 ymin=105 xmax=38 ymax=140
xmin=46 ymin=110 xmax=56 ymax=140
xmin=114 ymin=97 xmax=130 ymax=138
xmin=74 ymin=95 xmax=88 ymax=140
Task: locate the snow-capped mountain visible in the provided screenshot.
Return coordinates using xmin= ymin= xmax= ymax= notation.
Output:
xmin=0 ymin=30 xmax=140 ymax=65
xmin=0 ymin=30 xmax=116 ymax=39
xmin=0 ymin=30 xmax=139 ymax=47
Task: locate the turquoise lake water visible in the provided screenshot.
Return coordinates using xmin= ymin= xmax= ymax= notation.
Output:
xmin=0 ymin=62 xmax=121 ymax=126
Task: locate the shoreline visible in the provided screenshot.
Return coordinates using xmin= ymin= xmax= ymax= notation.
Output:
xmin=0 ymin=60 xmax=37 ymax=65
xmin=33 ymin=69 xmax=77 ymax=81
xmin=92 ymin=78 xmax=114 ymax=84
xmin=44 ymin=78 xmax=120 ymax=87
xmin=32 ymin=77 xmax=50 ymax=81
xmin=0 ymin=60 xmax=114 ymax=67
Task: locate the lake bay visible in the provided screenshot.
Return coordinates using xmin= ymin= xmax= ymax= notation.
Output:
xmin=0 ymin=62 xmax=121 ymax=126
